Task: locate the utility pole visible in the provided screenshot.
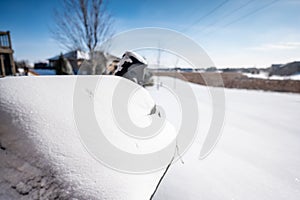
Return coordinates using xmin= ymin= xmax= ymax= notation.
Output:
xmin=156 ymin=48 xmax=161 ymax=90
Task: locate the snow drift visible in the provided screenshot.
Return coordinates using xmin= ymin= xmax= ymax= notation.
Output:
xmin=0 ymin=76 xmax=176 ymax=199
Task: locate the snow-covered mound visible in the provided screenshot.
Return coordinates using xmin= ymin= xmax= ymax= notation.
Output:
xmin=0 ymin=76 xmax=176 ymax=199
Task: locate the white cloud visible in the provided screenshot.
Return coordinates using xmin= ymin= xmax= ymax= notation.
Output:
xmin=249 ymin=42 xmax=300 ymax=51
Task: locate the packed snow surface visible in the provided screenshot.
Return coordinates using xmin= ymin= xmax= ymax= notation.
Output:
xmin=1 ymin=75 xmax=300 ymax=199
xmin=0 ymin=76 xmax=176 ymax=199
xmin=150 ymin=77 xmax=300 ymax=200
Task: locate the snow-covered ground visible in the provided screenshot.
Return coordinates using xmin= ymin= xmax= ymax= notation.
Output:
xmin=1 ymin=76 xmax=300 ymax=199
xmin=150 ymin=77 xmax=300 ymax=200
xmin=244 ymin=72 xmax=300 ymax=80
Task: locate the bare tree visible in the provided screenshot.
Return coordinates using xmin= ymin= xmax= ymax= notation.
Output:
xmin=52 ymin=0 xmax=113 ymax=53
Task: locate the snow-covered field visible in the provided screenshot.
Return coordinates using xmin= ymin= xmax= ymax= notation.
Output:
xmin=244 ymin=72 xmax=300 ymax=80
xmin=151 ymin=77 xmax=300 ymax=200
xmin=1 ymin=76 xmax=300 ymax=199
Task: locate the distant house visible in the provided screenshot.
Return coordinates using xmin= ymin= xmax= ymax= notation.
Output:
xmin=48 ymin=50 xmax=119 ymax=74
xmin=48 ymin=50 xmax=89 ymax=74
xmin=0 ymin=31 xmax=16 ymax=76
xmin=269 ymin=62 xmax=300 ymax=76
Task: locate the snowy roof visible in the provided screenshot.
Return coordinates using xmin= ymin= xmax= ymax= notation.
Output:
xmin=48 ymin=50 xmax=120 ymax=62
xmin=279 ymin=61 xmax=300 ymax=68
xmin=121 ymin=51 xmax=147 ymax=65
xmin=48 ymin=50 xmax=90 ymax=61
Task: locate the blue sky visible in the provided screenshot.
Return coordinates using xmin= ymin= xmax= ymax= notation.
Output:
xmin=1 ymin=0 xmax=299 ymax=68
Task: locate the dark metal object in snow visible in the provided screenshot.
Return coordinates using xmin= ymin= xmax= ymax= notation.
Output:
xmin=114 ymin=51 xmax=147 ymax=85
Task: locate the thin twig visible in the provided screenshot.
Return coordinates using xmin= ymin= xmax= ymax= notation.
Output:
xmin=149 ymin=142 xmax=184 ymax=200
xmin=149 ymin=155 xmax=175 ymax=200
